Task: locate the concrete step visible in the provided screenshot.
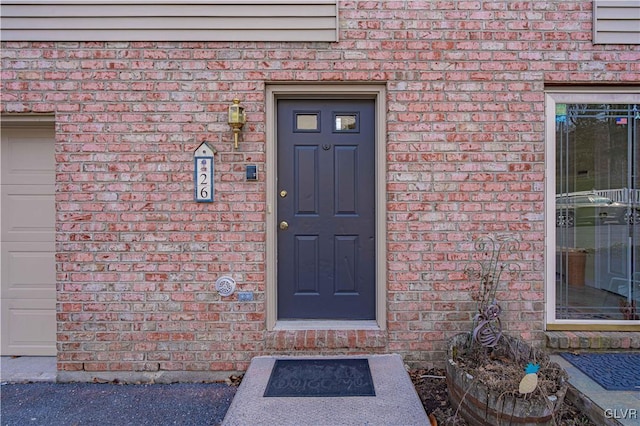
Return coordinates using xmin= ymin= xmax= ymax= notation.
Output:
xmin=222 ymin=354 xmax=429 ymax=426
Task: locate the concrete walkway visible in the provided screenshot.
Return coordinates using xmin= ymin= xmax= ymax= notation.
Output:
xmin=551 ymin=355 xmax=640 ymax=426
xmin=222 ymin=354 xmax=429 ymax=426
xmin=3 ymin=354 xmax=638 ymax=425
xmin=1 ymin=356 xmax=56 ymax=382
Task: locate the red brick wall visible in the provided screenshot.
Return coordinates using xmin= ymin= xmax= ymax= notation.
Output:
xmin=1 ymin=1 xmax=639 ymax=378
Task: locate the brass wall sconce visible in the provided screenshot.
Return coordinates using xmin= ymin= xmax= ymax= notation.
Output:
xmin=228 ymin=98 xmax=246 ymax=149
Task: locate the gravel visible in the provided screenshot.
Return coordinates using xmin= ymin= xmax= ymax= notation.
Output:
xmin=0 ymin=382 xmax=237 ymax=426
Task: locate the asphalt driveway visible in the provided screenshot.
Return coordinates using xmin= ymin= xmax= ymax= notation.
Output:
xmin=0 ymin=382 xmax=237 ymax=426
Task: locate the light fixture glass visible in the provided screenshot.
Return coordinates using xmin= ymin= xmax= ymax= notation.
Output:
xmin=228 ymin=98 xmax=246 ymax=149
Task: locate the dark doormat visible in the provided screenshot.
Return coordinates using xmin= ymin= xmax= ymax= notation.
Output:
xmin=559 ymin=352 xmax=640 ymax=391
xmin=263 ymin=359 xmax=376 ymax=397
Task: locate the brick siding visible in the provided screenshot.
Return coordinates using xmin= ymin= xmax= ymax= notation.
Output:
xmin=546 ymin=331 xmax=640 ymax=350
xmin=1 ymin=1 xmax=639 ymax=378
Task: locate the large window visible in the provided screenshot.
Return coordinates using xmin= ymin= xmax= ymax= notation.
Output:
xmin=546 ymin=91 xmax=640 ymax=327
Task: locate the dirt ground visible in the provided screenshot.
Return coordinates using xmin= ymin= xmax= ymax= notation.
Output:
xmin=409 ymin=368 xmax=596 ymax=426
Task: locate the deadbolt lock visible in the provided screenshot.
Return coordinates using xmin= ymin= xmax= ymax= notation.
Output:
xmin=280 ymin=190 xmax=287 ymax=198
xmin=279 ymin=221 xmax=289 ymax=230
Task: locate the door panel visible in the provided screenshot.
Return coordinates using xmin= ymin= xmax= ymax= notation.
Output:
xmin=295 ymin=146 xmax=319 ymax=214
xmin=1 ymin=126 xmax=56 ymax=355
xmin=2 ymin=185 xmax=55 ymax=242
xmin=2 ymin=242 xmax=55 ymax=297
xmin=335 ymin=146 xmax=358 ymax=214
xmin=1 ymin=128 xmax=55 ymax=185
xmin=294 ymin=235 xmax=319 ymax=294
xmin=1 ymin=298 xmax=56 ymax=356
xmin=335 ymin=235 xmax=358 ymax=293
xmin=277 ymin=99 xmax=375 ymax=320
xmin=555 ymin=104 xmax=638 ymax=321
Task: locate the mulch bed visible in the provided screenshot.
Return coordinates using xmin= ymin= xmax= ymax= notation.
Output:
xmin=409 ymin=368 xmax=596 ymax=426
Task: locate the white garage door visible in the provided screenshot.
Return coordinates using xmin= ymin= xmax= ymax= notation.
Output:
xmin=1 ymin=123 xmax=56 ymax=356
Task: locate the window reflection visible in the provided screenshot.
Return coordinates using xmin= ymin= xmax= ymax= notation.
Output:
xmin=555 ymin=104 xmax=639 ymax=321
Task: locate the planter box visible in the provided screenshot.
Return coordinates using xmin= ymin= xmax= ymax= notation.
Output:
xmin=446 ymin=333 xmax=568 ymax=426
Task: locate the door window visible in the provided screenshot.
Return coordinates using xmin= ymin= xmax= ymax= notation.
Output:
xmin=295 ymin=112 xmax=320 ymax=132
xmin=547 ymin=92 xmax=640 ymax=325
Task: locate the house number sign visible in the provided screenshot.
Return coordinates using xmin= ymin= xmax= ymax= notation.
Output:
xmin=194 ymin=142 xmax=215 ymax=202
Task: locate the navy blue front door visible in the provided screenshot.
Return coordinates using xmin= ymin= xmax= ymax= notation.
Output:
xmin=277 ymin=99 xmax=376 ymax=320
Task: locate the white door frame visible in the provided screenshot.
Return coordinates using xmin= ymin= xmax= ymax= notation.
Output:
xmin=265 ymin=84 xmax=387 ymax=331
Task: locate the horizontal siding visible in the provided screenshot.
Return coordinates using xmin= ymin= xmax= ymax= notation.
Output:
xmin=0 ymin=1 xmax=338 ymax=42
xmin=593 ymin=0 xmax=640 ymax=44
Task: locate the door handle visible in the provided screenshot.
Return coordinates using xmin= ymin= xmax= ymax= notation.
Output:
xmin=279 ymin=221 xmax=289 ymax=230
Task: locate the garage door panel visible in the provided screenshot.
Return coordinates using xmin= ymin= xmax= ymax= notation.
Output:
xmin=0 ymin=298 xmax=56 ymax=356
xmin=1 ymin=127 xmax=55 ymax=185
xmin=1 ymin=123 xmax=56 ymax=356
xmin=1 ymin=185 xmax=55 ymax=242
xmin=1 ymin=241 xmax=55 ymax=299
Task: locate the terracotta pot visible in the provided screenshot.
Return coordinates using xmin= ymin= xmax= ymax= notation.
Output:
xmin=446 ymin=333 xmax=568 ymax=426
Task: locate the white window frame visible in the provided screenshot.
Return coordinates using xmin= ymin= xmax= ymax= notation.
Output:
xmin=545 ymin=88 xmax=640 ymax=329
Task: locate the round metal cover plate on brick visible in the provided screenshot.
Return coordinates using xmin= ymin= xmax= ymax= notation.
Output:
xmin=215 ymin=276 xmax=236 ymax=297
